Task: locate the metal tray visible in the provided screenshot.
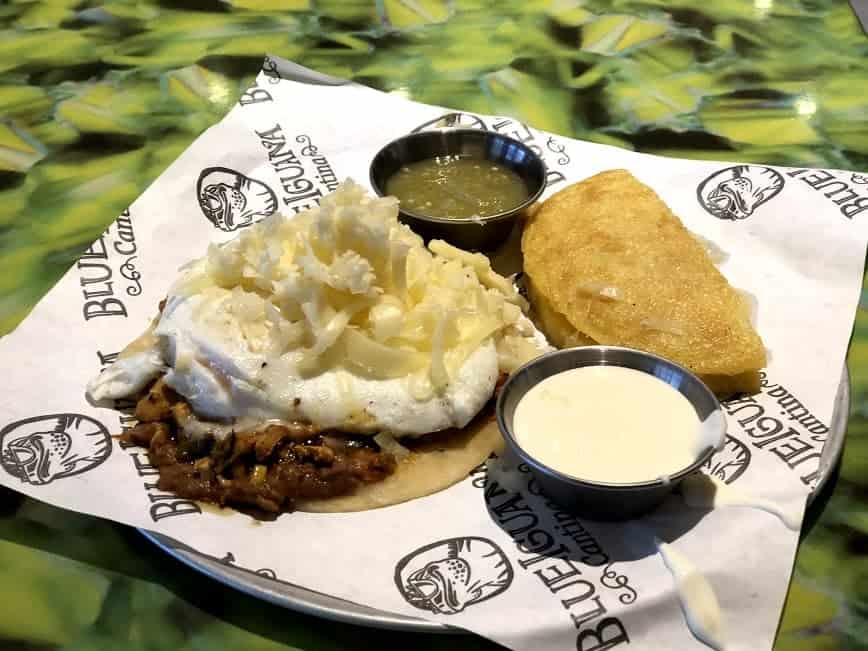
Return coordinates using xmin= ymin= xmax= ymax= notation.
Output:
xmin=141 ymin=367 xmax=850 ymax=634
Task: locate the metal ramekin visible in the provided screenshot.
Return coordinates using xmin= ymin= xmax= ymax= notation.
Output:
xmin=496 ymin=346 xmax=726 ymax=521
xmin=369 ymin=129 xmax=546 ymax=251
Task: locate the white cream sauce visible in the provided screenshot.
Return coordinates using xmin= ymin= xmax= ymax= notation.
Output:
xmin=658 ymin=541 xmax=726 ymax=651
xmin=681 ymin=473 xmax=801 ymax=530
xmin=512 ymin=366 xmax=703 ymax=484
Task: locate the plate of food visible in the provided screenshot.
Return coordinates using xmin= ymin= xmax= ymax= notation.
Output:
xmin=88 ymin=127 xmax=850 ymax=634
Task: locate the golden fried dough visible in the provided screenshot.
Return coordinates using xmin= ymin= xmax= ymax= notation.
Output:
xmin=522 ymin=169 xmax=766 ymax=394
xmin=527 ymin=279 xmax=596 ymax=349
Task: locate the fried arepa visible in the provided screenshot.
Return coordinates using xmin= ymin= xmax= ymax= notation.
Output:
xmin=522 ymin=169 xmax=766 ymax=394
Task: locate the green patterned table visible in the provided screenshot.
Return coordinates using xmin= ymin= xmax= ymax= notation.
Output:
xmin=1 ymin=1 xmax=866 ymax=649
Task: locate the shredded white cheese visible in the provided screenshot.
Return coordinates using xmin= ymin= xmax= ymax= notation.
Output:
xmin=168 ymin=179 xmax=534 ymax=398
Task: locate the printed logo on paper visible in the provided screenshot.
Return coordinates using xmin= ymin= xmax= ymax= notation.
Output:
xmin=411 ymin=112 xmax=488 ymax=133
xmin=0 ymin=414 xmax=111 ymax=486
xmin=258 ymin=56 xmax=348 ymax=87
xmin=697 ymin=165 xmax=785 ymax=220
xmin=261 ymin=56 xmax=283 ymax=84
xmin=702 ymin=435 xmax=751 ymax=484
xmin=219 ymin=552 xmax=277 ymax=579
xmin=197 ymin=167 xmax=278 ymax=232
xmin=395 ymin=537 xmax=513 ymax=614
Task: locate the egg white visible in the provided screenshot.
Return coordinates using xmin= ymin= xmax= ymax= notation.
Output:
xmin=89 ymin=290 xmax=499 ymax=438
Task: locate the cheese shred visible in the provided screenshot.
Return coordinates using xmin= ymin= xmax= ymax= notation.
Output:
xmin=168 ymin=180 xmax=538 ymax=395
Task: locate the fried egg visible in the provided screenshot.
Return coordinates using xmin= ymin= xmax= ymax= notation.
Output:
xmin=88 ymin=180 xmax=549 ymax=439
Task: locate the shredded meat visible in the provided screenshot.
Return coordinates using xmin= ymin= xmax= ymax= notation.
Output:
xmin=124 ymin=422 xmax=169 ymax=448
xmin=119 ymin=381 xmax=397 ymax=518
xmin=135 ymin=380 xmax=178 ymax=423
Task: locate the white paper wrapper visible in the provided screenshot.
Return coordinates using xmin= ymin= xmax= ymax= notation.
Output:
xmin=1 ymin=57 xmax=866 ymax=651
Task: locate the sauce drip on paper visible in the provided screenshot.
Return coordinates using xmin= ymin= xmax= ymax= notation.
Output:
xmin=681 ymin=473 xmax=801 ymax=530
xmin=658 ymin=541 xmax=727 ymax=651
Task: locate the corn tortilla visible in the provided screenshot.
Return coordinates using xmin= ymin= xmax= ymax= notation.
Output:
xmin=297 ymin=407 xmax=502 ymax=512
